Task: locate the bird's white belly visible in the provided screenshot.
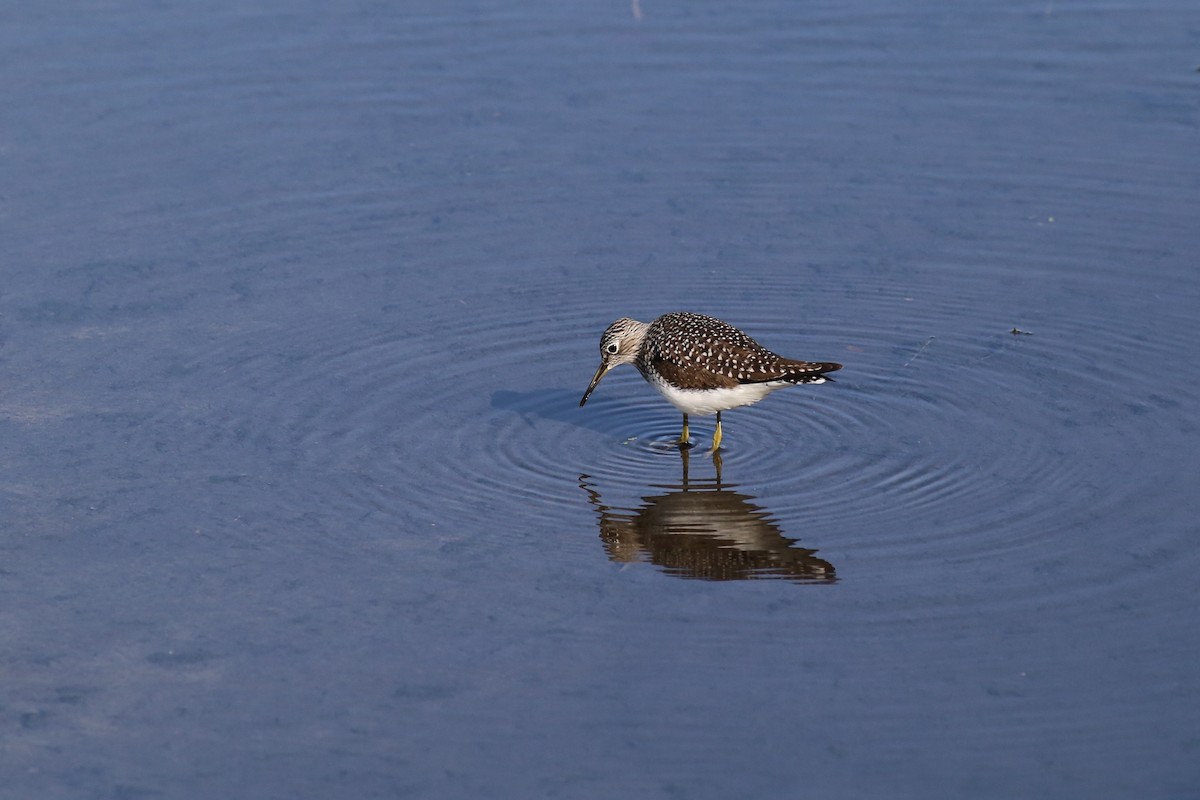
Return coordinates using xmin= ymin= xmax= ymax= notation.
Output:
xmin=649 ymin=375 xmax=791 ymax=415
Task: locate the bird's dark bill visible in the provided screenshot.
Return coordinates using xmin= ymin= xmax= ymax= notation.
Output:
xmin=579 ymin=363 xmax=609 ymax=406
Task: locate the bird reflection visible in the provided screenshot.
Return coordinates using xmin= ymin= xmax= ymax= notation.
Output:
xmin=579 ymin=449 xmax=836 ymax=583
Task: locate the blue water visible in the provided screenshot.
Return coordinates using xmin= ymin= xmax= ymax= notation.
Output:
xmin=3 ymin=2 xmax=1198 ymax=798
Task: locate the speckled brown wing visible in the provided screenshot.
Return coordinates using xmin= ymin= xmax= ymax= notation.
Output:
xmin=738 ymin=356 xmax=842 ymax=384
xmin=645 ymin=352 xmax=740 ymax=390
xmin=637 ymin=313 xmax=746 ymax=389
xmin=644 ymin=312 xmax=841 ymax=386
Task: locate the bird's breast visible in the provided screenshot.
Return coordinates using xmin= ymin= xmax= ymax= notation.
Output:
xmin=647 ymin=373 xmax=782 ymax=415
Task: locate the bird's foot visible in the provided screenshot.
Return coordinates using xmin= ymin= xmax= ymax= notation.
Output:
xmin=710 ymin=416 xmax=723 ymax=451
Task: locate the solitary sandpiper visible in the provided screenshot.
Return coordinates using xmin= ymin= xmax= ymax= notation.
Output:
xmin=579 ymin=311 xmax=841 ymax=449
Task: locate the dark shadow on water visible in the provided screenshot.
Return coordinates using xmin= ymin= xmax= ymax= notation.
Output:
xmin=580 ymin=449 xmax=837 ymax=583
xmin=492 ymin=388 xmax=633 ymax=435
xmin=492 ymin=387 xmax=582 ymax=418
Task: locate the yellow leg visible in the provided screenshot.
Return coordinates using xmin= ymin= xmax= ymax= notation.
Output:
xmin=679 ymin=413 xmax=690 ymax=446
xmin=711 ymin=411 xmax=723 ymax=451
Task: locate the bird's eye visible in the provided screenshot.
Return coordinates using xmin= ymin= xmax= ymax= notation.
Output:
xmin=605 ymin=342 xmax=619 ymax=354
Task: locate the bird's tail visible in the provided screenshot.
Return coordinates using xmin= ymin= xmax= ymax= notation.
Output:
xmin=780 ymin=361 xmax=842 ymax=384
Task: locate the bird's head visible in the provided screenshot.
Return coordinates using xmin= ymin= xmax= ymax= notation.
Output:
xmin=579 ymin=317 xmax=648 ymax=406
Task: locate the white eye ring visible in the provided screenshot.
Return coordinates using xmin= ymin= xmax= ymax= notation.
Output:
xmin=605 ymin=342 xmax=619 ymax=354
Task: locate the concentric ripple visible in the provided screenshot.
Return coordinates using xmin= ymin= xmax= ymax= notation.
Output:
xmin=185 ymin=259 xmax=1197 ymax=599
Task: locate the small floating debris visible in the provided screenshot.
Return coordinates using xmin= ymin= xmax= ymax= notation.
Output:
xmin=902 ymin=336 xmax=935 ymax=367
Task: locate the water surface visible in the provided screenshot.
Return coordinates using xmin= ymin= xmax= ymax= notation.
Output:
xmin=2 ymin=1 xmax=1197 ymax=798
